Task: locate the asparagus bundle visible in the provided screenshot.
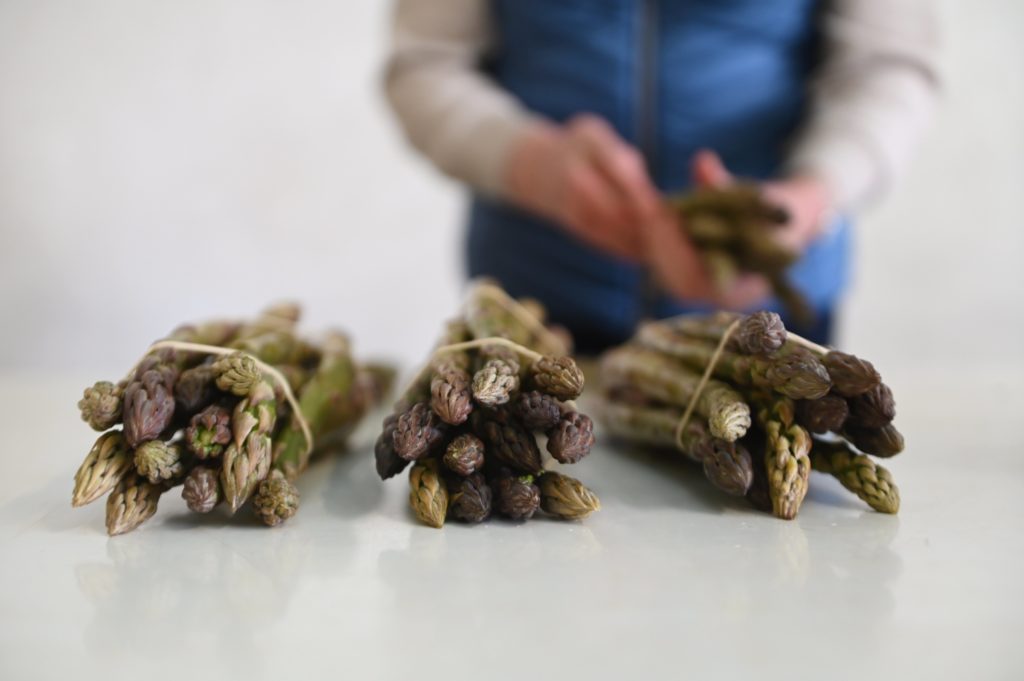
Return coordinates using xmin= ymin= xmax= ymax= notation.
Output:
xmin=597 ymin=311 xmax=903 ymax=519
xmin=375 ymin=282 xmax=600 ymax=528
xmin=668 ymin=185 xmax=811 ymax=323
xmin=73 ymin=303 xmax=392 ymax=535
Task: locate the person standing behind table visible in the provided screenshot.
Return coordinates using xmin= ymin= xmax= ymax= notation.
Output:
xmin=382 ymin=0 xmax=940 ymax=351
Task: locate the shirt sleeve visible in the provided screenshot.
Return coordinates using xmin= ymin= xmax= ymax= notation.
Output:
xmin=382 ymin=0 xmax=541 ymax=196
xmin=785 ymin=0 xmax=943 ymax=211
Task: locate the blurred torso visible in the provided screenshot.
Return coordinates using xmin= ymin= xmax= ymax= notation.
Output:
xmin=469 ymin=0 xmax=847 ymax=350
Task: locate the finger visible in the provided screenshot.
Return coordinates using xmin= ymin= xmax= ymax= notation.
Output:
xmin=642 ymin=212 xmax=718 ymax=300
xmin=566 ymin=160 xmax=631 ymax=231
xmin=565 ymin=162 xmax=643 ymax=261
xmin=691 ymin=149 xmax=732 ymax=189
xmin=584 ymin=143 xmax=661 ymax=222
xmin=716 ymin=274 xmax=771 ymax=310
xmin=568 ymin=115 xmax=661 ymax=219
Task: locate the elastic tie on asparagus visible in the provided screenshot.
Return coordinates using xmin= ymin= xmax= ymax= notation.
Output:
xmin=133 ymin=340 xmax=314 ymax=458
xmin=670 ymin=313 xmax=829 ymax=449
xmin=786 ymin=333 xmax=829 ymax=355
xmin=674 ymin=317 xmax=742 ymax=449
xmin=472 ymin=280 xmax=570 ymax=356
xmin=400 ymin=336 xmax=580 ymax=413
xmin=396 ymin=282 xmax=577 ymax=410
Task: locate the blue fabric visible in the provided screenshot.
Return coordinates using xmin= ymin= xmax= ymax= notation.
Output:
xmin=467 ymin=0 xmax=850 ymax=348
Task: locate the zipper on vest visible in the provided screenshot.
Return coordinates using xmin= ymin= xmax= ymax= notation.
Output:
xmin=636 ymin=0 xmax=659 ymax=323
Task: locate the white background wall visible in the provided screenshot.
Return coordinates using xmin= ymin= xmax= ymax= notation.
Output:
xmin=0 ymin=0 xmax=1022 ymax=380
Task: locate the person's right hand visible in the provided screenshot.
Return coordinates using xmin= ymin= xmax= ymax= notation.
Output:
xmin=504 ymin=115 xmax=661 ymax=261
xmin=641 ymin=210 xmax=770 ymax=309
xmin=643 ymin=150 xmax=770 ymax=309
xmin=504 ymin=115 xmax=769 ymax=309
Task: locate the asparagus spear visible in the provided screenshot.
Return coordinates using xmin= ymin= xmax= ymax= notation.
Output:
xmin=431 ymin=364 xmax=473 ymax=425
xmin=472 ymin=357 xmax=519 ymax=407
xmin=133 ymin=441 xmax=185 ymax=484
xmin=755 ymin=396 xmax=812 ymax=520
xmin=182 ymin=466 xmax=221 ymax=513
xmin=529 ymin=355 xmax=585 ymax=401
xmin=447 ymin=473 xmax=492 ymax=523
xmin=72 ymin=431 xmax=132 ymax=507
xmin=221 ymin=380 xmax=277 ymax=512
xmin=546 ymin=411 xmax=596 ymax=464
xmin=537 ymin=472 xmax=600 ymax=520
xmin=493 ymin=473 xmax=541 ymax=520
xmin=810 ymin=439 xmax=900 ymax=514
xmin=78 ymin=381 xmax=124 ymax=432
xmin=122 ymin=354 xmax=178 ymax=448
xmin=636 ymin=322 xmax=831 ymax=399
xmin=472 ymin=408 xmax=543 ymax=474
xmin=271 ymin=331 xmax=360 ymax=479
xmin=252 ymin=470 xmax=300 ymax=527
xmin=595 ymin=399 xmax=752 ymax=496
xmin=105 ymin=472 xmax=163 ymax=536
xmin=409 ymin=459 xmax=448 ymax=528
xmin=601 ymin=346 xmax=751 ymax=442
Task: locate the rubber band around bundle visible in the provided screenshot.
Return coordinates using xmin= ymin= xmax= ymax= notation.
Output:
xmin=669 ymin=313 xmax=830 ymax=449
xmin=131 ymin=340 xmax=314 ymax=458
xmin=470 ymin=281 xmax=570 ymax=357
xmin=399 ymin=336 xmax=578 ymax=413
xmin=396 ymin=281 xmax=576 ymax=408
xmin=673 ymin=318 xmax=742 ymax=449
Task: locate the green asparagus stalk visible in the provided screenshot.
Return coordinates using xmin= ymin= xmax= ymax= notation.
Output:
xmin=252 ymin=470 xmax=300 ymax=527
xmin=842 ymin=424 xmax=905 ymax=458
xmin=221 ymin=380 xmax=277 ymax=512
xmin=78 ymin=381 xmax=125 ymax=431
xmin=810 ymin=440 xmax=900 ymax=514
xmin=409 ymin=459 xmax=448 ymax=528
xmin=756 ymin=397 xmax=812 ymax=520
xmin=182 ymin=466 xmax=221 ymax=513
xmin=271 ymin=331 xmax=359 ymax=480
xmin=537 ymin=472 xmax=600 ymax=520
xmin=72 ymin=431 xmax=132 ymax=507
xmin=593 ymin=399 xmax=680 ymax=448
xmin=105 ymin=472 xmax=163 ymax=536
xmin=464 ymin=281 xmax=568 ymax=356
xmin=212 ymin=352 xmax=262 ymax=397
xmin=168 ymin=320 xmax=241 ymax=348
xmin=431 ymin=364 xmax=473 ymax=425
xmin=667 ymin=311 xmax=788 ymax=358
xmin=122 ymin=354 xmax=178 ymax=448
xmin=230 ymin=330 xmax=312 ymax=367
xmin=636 ymin=322 xmax=830 ymax=399
xmin=174 ymin=363 xmax=217 ymax=414
xmin=595 ymin=399 xmax=752 ymax=496
xmin=600 ymin=346 xmax=751 ymax=441
xmin=472 ymin=357 xmax=519 ymax=407
xmin=529 ymin=355 xmax=585 ymax=401
xmin=133 ymin=441 xmax=185 ymax=484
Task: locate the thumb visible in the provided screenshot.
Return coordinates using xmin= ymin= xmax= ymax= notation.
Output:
xmin=691 ymin=149 xmax=732 ymax=189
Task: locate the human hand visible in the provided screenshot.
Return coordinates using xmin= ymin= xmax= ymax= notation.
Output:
xmin=692 ymin=149 xmax=832 ymax=254
xmin=642 ymin=205 xmax=771 ymax=309
xmin=503 ymin=114 xmax=661 ymax=261
xmin=647 ymin=150 xmax=776 ymax=309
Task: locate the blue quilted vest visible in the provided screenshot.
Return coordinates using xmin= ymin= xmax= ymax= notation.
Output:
xmin=466 ymin=0 xmax=850 ymax=349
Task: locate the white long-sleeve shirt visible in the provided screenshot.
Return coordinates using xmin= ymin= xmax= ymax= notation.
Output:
xmin=383 ymin=0 xmax=941 ymax=212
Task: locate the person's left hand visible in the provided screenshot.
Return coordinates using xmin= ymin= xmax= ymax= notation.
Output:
xmin=692 ymin=150 xmax=833 ymax=255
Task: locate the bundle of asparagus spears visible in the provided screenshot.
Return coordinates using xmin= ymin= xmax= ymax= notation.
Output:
xmin=374 ymin=282 xmax=600 ymax=528
xmin=73 ymin=303 xmax=391 ymax=535
xmin=597 ymin=311 xmax=903 ymax=519
xmin=669 ymin=185 xmax=811 ymax=323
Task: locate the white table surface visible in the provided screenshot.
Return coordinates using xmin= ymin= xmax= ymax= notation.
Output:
xmin=1 ymin=368 xmax=1022 ymax=681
